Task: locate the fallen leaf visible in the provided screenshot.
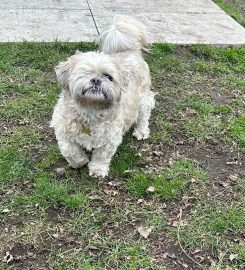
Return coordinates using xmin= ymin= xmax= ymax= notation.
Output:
xmin=229 ymin=174 xmax=239 ymax=181
xmin=152 ymin=151 xmax=161 ymax=157
xmin=168 ymin=253 xmax=176 ymax=259
xmin=137 ymin=198 xmax=144 ymax=204
xmin=55 ymin=167 xmax=66 ymax=175
xmin=108 ymin=181 xmax=120 ymax=187
xmin=124 ymin=169 xmax=133 ymax=174
xmin=162 ymin=252 xmax=168 ymax=259
xmin=103 ymin=188 xmax=118 ymax=196
xmin=178 ymin=261 xmax=188 ymax=268
xmin=52 ymin=233 xmax=60 ymax=239
xmin=182 ymin=263 xmax=188 ymax=268
xmin=168 ymin=157 xmax=174 ymax=166
xmin=190 ymin=177 xmax=196 ymax=183
xmin=137 ymin=226 xmax=153 ymax=239
xmin=195 ymin=255 xmax=205 ymax=263
xmin=226 ymin=161 xmax=238 ymax=165
xmin=58 ymin=226 xmax=64 ymax=234
xmin=191 ymin=248 xmax=201 ymax=255
xmin=18 ymin=119 xmax=29 ymax=125
xmin=219 ymin=181 xmax=230 ymax=188
xmin=171 ymin=220 xmax=179 ymax=227
xmin=6 ymin=189 xmax=14 ymax=195
xmin=3 ymin=252 xmax=14 ymax=264
xmin=146 ymin=186 xmax=155 ymax=192
xmin=207 ymin=256 xmax=216 ymax=267
xmin=171 ymin=220 xmax=187 ymax=227
xmin=229 ymin=254 xmax=238 ymax=261
xmin=186 ymin=108 xmax=197 ymax=116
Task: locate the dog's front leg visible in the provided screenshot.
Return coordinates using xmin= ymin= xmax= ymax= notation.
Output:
xmin=88 ymin=131 xmax=123 ymax=178
xmin=58 ymin=139 xmax=89 ymax=169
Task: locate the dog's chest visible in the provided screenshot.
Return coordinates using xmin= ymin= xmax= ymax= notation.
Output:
xmin=76 ymin=115 xmax=115 ymax=150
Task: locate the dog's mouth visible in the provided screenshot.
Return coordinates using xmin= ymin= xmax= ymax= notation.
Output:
xmin=76 ymin=86 xmax=112 ymax=108
xmin=83 ymin=86 xmax=109 ymax=100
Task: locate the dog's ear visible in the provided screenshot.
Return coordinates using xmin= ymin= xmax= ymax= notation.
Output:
xmin=54 ymin=60 xmax=71 ymax=88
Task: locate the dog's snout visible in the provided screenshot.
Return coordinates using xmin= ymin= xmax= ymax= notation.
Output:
xmin=90 ymin=78 xmax=102 ymax=85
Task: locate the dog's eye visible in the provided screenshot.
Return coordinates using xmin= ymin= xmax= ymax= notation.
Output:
xmin=102 ymin=73 xmax=113 ymax=81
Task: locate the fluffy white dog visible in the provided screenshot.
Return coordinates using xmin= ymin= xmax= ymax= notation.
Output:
xmin=50 ymin=16 xmax=155 ymax=177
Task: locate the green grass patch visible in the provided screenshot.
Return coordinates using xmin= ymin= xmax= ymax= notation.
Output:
xmin=178 ymin=204 xmax=244 ymax=253
xmin=52 ymin=242 xmax=164 ymax=270
xmin=111 ymin=136 xmax=140 ymax=177
xmin=0 ymin=42 xmax=97 ymax=71
xmin=183 ymin=115 xmax=228 ymax=141
xmin=231 ymin=115 xmax=245 ymax=149
xmin=213 ymin=0 xmax=245 ymax=27
xmin=190 ymin=45 xmax=245 ymax=73
xmin=127 ymin=158 xmax=207 ymax=200
xmin=185 ymin=95 xmax=231 ymax=115
xmin=190 ymin=45 xmax=245 ymax=64
xmin=0 ymin=147 xmax=31 ymax=186
xmin=0 ymin=126 xmax=44 ymax=149
xmin=14 ymin=172 xmax=88 ymax=209
xmin=232 ymin=243 xmax=245 ymax=268
xmin=146 ymin=45 xmax=187 ymax=77
xmin=221 ymin=75 xmax=245 ymax=93
xmin=1 ymin=88 xmax=58 ymax=120
xmin=182 ymin=94 xmax=233 ymax=142
xmin=150 ymin=111 xmax=172 ymax=143
xmin=38 ymin=145 xmax=63 ymax=170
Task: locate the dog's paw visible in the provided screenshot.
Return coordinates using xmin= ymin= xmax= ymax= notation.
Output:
xmin=88 ymin=162 xmax=109 ymax=178
xmin=133 ymin=128 xmax=150 ymax=140
xmin=69 ymin=157 xmax=89 ymax=169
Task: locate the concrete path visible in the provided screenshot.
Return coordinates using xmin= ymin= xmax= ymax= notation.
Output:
xmin=0 ymin=0 xmax=245 ymax=45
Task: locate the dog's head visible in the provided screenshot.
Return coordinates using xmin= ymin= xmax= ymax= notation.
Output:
xmin=55 ymin=51 xmax=122 ymax=109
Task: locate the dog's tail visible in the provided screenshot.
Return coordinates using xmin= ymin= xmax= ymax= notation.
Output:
xmin=97 ymin=15 xmax=148 ymax=54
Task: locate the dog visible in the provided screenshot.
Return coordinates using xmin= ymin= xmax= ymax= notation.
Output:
xmin=50 ymin=15 xmax=155 ymax=178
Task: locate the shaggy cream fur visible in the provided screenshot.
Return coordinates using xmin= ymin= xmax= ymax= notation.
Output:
xmin=51 ymin=16 xmax=155 ymax=177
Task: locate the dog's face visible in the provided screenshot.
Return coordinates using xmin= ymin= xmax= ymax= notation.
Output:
xmin=55 ymin=52 xmax=122 ymax=109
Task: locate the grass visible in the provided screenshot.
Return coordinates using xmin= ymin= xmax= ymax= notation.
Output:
xmin=0 ymin=147 xmax=31 ymax=185
xmin=231 ymin=115 xmax=245 ymax=148
xmin=51 ymin=242 xmax=165 ymax=270
xmin=213 ymin=0 xmax=245 ymax=27
xmin=178 ymin=204 xmax=244 ymax=249
xmin=177 ymin=203 xmax=245 ymax=267
xmin=126 ymin=158 xmax=207 ymax=200
xmin=181 ymin=94 xmax=232 ymax=142
xmin=0 ymin=42 xmax=245 ymax=269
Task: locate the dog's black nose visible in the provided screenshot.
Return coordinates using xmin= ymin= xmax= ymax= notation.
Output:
xmin=90 ymin=78 xmax=101 ymax=85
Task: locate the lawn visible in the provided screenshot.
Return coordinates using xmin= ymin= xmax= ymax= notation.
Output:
xmin=0 ymin=42 xmax=244 ymax=269
xmin=213 ymin=0 xmax=245 ymax=27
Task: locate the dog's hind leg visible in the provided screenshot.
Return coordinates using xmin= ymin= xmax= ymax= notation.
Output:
xmin=58 ymin=139 xmax=89 ymax=169
xmin=133 ymin=90 xmax=155 ymax=140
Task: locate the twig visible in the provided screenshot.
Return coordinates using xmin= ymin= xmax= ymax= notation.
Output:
xmin=177 ymin=208 xmax=202 ymax=267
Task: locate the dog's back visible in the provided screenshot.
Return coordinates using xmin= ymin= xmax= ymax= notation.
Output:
xmin=97 ymin=15 xmax=148 ymax=54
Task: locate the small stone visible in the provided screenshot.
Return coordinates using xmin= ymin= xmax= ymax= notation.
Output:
xmin=55 ymin=167 xmax=66 ymax=175
xmin=146 ymin=186 xmax=155 ymax=192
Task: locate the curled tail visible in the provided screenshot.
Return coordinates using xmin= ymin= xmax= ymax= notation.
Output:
xmin=97 ymin=15 xmax=148 ymax=54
